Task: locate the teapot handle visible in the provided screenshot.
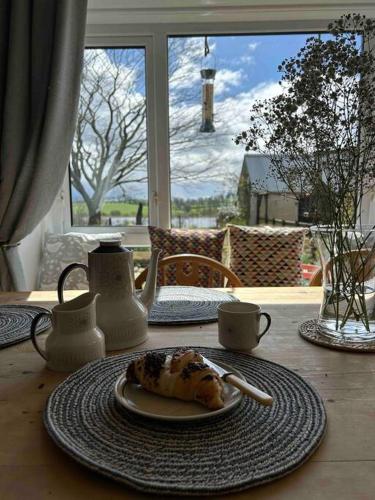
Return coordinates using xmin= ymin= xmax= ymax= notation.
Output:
xmin=57 ymin=263 xmax=89 ymax=303
xmin=30 ymin=312 xmax=51 ymax=360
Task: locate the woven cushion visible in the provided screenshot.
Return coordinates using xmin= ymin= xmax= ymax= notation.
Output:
xmin=39 ymin=232 xmax=123 ymax=290
xmin=148 ymin=226 xmax=227 ymax=286
xmin=228 ymin=225 xmax=307 ymax=287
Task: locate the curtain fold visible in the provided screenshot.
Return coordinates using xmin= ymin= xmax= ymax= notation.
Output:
xmin=0 ymin=0 xmax=87 ymax=290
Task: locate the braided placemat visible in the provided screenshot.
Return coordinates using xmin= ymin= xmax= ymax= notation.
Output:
xmin=299 ymin=319 xmax=375 ymax=352
xmin=148 ymin=286 xmax=238 ymax=325
xmin=44 ymin=347 xmax=326 ymax=496
xmin=0 ymin=305 xmax=51 ymax=349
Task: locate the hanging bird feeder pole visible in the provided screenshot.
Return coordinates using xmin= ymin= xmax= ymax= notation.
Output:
xmin=200 ymin=36 xmax=216 ymax=133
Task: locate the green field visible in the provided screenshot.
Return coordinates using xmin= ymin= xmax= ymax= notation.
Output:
xmin=72 ymin=201 xmax=220 ymax=217
xmin=72 ymin=201 xmax=149 ymax=217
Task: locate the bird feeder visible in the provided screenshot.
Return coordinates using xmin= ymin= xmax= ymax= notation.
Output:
xmin=200 ymin=37 xmax=216 ymax=133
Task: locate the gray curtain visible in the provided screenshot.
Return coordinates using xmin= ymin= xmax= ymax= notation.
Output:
xmin=0 ymin=0 xmax=87 ymax=290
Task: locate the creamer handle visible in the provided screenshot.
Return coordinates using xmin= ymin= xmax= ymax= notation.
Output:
xmin=30 ymin=312 xmax=51 ymax=360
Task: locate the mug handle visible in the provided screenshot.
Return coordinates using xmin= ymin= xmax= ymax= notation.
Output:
xmin=57 ymin=263 xmax=88 ymax=303
xmin=30 ymin=312 xmax=51 ymax=360
xmin=258 ymin=312 xmax=271 ymax=340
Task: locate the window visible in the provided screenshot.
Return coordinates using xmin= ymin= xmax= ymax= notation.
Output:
xmin=65 ymin=26 xmax=373 ymax=240
xmin=70 ymin=47 xmax=149 ymax=227
xmin=168 ymin=34 xmax=319 ymax=229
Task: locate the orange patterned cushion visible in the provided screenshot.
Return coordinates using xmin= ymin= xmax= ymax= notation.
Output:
xmin=148 ymin=226 xmax=227 ymax=286
xmin=228 ymin=225 xmax=307 ymax=287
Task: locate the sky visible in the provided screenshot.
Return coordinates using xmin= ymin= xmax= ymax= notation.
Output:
xmin=72 ymin=33 xmax=317 ymax=204
xmin=168 ymin=33 xmax=314 ymax=200
xmin=205 ymin=34 xmax=313 ymax=92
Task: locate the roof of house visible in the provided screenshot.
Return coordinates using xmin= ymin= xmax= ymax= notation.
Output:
xmin=241 ymin=154 xmax=290 ymax=193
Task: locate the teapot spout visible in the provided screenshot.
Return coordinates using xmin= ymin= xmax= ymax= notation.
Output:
xmin=140 ymin=248 xmax=161 ymax=312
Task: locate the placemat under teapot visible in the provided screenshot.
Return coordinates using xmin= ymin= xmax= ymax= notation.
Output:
xmin=299 ymin=319 xmax=375 ymax=352
xmin=44 ymin=347 xmax=326 ymax=496
xmin=0 ymin=305 xmax=51 ymax=349
xmin=148 ymin=286 xmax=238 ymax=325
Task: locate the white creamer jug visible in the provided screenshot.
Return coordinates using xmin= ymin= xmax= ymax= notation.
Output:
xmin=30 ymin=292 xmax=105 ymax=372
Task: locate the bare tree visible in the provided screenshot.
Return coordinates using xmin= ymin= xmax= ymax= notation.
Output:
xmin=71 ymin=39 xmax=225 ymax=225
xmin=71 ymin=49 xmax=147 ymax=224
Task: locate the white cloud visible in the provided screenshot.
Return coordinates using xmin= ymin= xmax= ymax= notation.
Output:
xmin=169 ymin=38 xmax=242 ymax=97
xmin=169 ymin=80 xmax=283 ymax=196
xmin=170 ymin=65 xmax=243 ymax=96
xmin=215 ymin=68 xmax=243 ymax=95
xmin=77 ymin=48 xmax=147 ymax=185
xmin=239 ymin=54 xmax=255 ymax=65
xmin=248 ymin=42 xmax=259 ymax=51
xmin=233 ymin=41 xmax=259 ymax=67
xmin=169 ymin=38 xmax=203 ymax=91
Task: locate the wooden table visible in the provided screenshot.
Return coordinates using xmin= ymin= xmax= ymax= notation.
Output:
xmin=1 ymin=288 xmax=375 ymax=500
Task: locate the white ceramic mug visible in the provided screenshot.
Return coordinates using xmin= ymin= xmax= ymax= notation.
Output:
xmin=218 ymin=302 xmax=271 ymax=351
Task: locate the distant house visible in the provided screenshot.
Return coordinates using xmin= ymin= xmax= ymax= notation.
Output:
xmin=237 ymin=154 xmax=312 ymax=225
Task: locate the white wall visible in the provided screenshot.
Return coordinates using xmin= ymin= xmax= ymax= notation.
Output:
xmin=87 ymin=0 xmax=375 ymax=25
xmin=17 ymin=223 xmax=44 ymax=290
xmin=16 ymin=183 xmax=67 ymax=290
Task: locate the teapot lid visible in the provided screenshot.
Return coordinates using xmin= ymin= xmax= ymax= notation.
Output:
xmin=92 ymin=240 xmax=129 ymax=253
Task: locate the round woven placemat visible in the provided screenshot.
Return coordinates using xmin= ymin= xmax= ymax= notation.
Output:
xmin=148 ymin=286 xmax=238 ymax=325
xmin=44 ymin=347 xmax=326 ymax=496
xmin=299 ymin=319 xmax=375 ymax=352
xmin=0 ymin=305 xmax=51 ymax=349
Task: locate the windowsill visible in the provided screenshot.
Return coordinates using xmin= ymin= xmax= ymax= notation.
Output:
xmin=67 ymin=225 xmax=151 ymax=246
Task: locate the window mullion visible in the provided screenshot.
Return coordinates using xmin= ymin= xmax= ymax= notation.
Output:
xmin=153 ymin=32 xmax=171 ymax=229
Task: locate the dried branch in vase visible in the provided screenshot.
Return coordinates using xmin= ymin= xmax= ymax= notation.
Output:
xmin=235 ymin=14 xmax=375 ymax=340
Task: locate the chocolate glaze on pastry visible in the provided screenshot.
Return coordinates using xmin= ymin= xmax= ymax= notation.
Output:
xmin=170 ymin=348 xmax=203 ymax=373
xmin=144 ymin=352 xmax=167 ymax=379
xmin=181 ymin=362 xmax=209 ymax=380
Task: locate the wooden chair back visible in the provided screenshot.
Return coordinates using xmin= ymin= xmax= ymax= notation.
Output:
xmin=309 ymin=249 xmax=374 ymax=286
xmin=135 ymin=253 xmax=243 ymax=289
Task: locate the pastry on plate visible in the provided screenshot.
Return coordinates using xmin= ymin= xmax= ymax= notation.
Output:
xmin=126 ymin=348 xmax=225 ymax=410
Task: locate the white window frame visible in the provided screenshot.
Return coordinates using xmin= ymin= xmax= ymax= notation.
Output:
xmin=62 ymin=14 xmax=375 ymax=244
xmin=63 ymin=35 xmax=165 ymax=245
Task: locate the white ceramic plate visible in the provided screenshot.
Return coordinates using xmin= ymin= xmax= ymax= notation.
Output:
xmin=114 ymin=361 xmax=245 ymax=422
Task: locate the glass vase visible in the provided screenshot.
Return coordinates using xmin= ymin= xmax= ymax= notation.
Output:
xmin=311 ymin=226 xmax=375 ymax=343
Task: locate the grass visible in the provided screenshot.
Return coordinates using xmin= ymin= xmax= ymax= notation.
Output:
xmin=73 ymin=201 xmax=218 ymax=218
xmin=73 ymin=201 xmax=149 ymax=217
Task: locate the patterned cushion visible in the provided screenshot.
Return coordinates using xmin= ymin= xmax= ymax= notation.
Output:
xmin=148 ymin=226 xmax=227 ymax=286
xmin=228 ymin=225 xmax=307 ymax=287
xmin=38 ymin=232 xmax=123 ymax=290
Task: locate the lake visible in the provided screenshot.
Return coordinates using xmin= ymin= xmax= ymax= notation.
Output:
xmin=103 ymin=215 xmax=218 ymax=229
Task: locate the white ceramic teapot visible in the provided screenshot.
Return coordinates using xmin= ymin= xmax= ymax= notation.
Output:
xmin=30 ymin=292 xmax=105 ymax=372
xmin=57 ymin=241 xmax=160 ymax=350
